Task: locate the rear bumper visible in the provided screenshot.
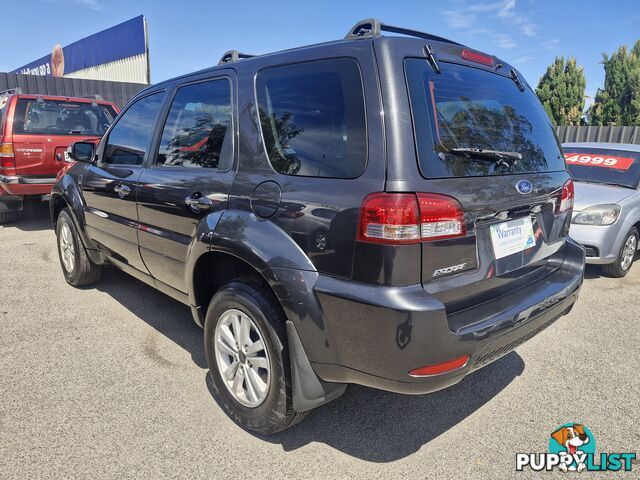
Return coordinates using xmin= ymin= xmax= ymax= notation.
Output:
xmin=0 ymin=175 xmax=55 ymax=196
xmin=309 ymin=238 xmax=584 ymax=394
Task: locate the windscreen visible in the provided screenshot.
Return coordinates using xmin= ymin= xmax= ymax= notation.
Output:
xmin=406 ymin=60 xmax=565 ymax=178
xmin=564 ymin=147 xmax=640 ymax=189
xmin=13 ymin=99 xmax=117 ymax=136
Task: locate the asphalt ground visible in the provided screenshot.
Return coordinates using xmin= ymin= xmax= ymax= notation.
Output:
xmin=1 ymin=199 xmax=638 ymax=479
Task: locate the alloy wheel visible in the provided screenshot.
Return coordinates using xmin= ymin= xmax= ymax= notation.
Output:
xmin=621 ymin=234 xmax=637 ymax=271
xmin=59 ymin=223 xmax=76 ymax=273
xmin=213 ymin=308 xmax=270 ymax=408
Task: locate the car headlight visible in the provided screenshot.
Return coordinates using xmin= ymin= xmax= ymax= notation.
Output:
xmin=572 ymin=204 xmax=621 ymax=225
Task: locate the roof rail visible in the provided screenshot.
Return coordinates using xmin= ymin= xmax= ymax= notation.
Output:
xmin=345 ymin=18 xmax=463 ymax=46
xmin=218 ymin=50 xmax=255 ymax=65
xmin=0 ymin=87 xmax=22 ymax=96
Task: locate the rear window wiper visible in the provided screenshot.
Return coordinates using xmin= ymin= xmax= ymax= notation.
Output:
xmin=449 ymin=147 xmax=522 ymax=169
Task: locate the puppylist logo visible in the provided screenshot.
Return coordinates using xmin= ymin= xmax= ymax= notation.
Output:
xmin=516 ymin=423 xmax=636 ymax=473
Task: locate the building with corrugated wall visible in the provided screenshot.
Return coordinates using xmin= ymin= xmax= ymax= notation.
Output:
xmin=10 ymin=16 xmax=150 ymax=85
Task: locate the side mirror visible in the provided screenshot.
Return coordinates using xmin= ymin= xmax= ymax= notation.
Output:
xmin=67 ymin=142 xmax=95 ymax=163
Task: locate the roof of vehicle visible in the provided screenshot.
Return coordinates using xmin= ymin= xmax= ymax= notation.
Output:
xmin=563 ymin=142 xmax=640 ymax=153
xmin=0 ymin=90 xmax=116 ymax=106
xmin=146 ymin=18 xmax=514 ymax=93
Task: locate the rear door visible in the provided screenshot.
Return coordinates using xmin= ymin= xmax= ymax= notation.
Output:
xmin=82 ymin=91 xmax=165 ymax=273
xmin=136 ymin=75 xmax=236 ymax=293
xmin=11 ymin=97 xmax=117 ymax=180
xmin=399 ymin=55 xmax=572 ymax=311
xmin=249 ymin=48 xmax=385 ymax=279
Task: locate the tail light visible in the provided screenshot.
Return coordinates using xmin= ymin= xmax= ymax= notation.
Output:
xmin=417 ymin=193 xmax=466 ymax=240
xmin=357 ymin=193 xmax=420 ymax=244
xmin=0 ymin=143 xmax=16 ymax=175
xmin=557 ymin=179 xmax=574 ymax=213
xmin=281 ymin=210 xmax=305 ymax=219
xmin=358 ymin=192 xmax=465 ymax=244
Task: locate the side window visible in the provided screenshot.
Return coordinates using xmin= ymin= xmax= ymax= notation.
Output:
xmin=256 ymin=58 xmax=367 ymax=178
xmin=103 ymin=92 xmax=165 ymax=166
xmin=156 ymin=79 xmax=232 ymax=169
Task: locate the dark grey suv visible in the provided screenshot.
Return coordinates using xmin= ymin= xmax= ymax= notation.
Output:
xmin=51 ymin=19 xmax=584 ymax=434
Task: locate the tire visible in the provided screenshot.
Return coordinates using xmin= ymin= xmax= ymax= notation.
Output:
xmin=204 ymin=279 xmax=308 ymax=434
xmin=0 ymin=210 xmax=20 ymax=225
xmin=602 ymin=227 xmax=638 ymax=278
xmin=56 ymin=208 xmax=102 ymax=286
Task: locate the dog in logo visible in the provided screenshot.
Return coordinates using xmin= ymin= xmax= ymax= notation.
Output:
xmin=551 ymin=424 xmax=590 ymax=472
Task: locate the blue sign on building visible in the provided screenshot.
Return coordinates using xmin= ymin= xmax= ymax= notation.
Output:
xmin=11 ymin=16 xmax=147 ymax=79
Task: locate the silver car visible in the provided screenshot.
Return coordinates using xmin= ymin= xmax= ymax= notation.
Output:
xmin=564 ymin=142 xmax=640 ymax=277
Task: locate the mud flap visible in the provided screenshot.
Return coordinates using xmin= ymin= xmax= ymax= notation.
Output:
xmin=286 ymin=320 xmax=347 ymax=412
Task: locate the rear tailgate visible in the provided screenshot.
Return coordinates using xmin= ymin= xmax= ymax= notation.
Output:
xmin=12 ymin=133 xmax=101 ymax=178
xmin=10 ymin=98 xmax=116 ymax=178
xmin=418 ymin=172 xmax=571 ymax=312
xmin=401 ymin=55 xmax=572 ymax=313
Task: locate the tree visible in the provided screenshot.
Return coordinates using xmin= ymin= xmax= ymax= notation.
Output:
xmin=536 ymin=57 xmax=586 ymax=126
xmin=589 ymin=40 xmax=640 ymax=126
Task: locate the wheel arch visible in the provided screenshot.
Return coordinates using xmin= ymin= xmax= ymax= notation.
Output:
xmin=50 ymin=181 xmax=103 ymax=265
xmin=188 ymin=209 xmax=344 ymax=411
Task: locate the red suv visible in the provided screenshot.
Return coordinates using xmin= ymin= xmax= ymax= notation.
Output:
xmin=0 ymin=91 xmax=119 ymax=223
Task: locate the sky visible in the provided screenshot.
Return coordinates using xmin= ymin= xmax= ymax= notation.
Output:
xmin=1 ymin=0 xmax=639 ymax=104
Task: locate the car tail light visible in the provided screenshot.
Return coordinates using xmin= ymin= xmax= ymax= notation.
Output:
xmin=461 ymin=49 xmax=495 ymax=67
xmin=358 ymin=192 xmax=466 ymax=244
xmin=357 ymin=193 xmax=420 ymax=244
xmin=418 ymin=193 xmax=466 ymax=240
xmin=557 ymin=179 xmax=574 ymax=213
xmin=409 ymin=354 xmax=470 ymax=377
xmin=281 ymin=210 xmax=305 ymax=219
xmin=0 ymin=143 xmax=16 ymax=175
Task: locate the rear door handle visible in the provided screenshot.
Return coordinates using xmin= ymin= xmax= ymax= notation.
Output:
xmin=185 ymin=192 xmax=213 ymax=212
xmin=114 ymin=184 xmax=131 ymax=198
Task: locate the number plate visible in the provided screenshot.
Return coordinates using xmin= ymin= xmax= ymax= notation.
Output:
xmin=490 ymin=217 xmax=535 ymax=260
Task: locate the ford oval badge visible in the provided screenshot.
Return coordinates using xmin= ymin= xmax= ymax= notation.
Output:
xmin=515 ymin=180 xmax=533 ymax=195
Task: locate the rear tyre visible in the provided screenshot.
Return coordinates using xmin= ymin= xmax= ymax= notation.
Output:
xmin=204 ymin=279 xmax=308 ymax=434
xmin=56 ymin=208 xmax=102 ymax=286
xmin=602 ymin=227 xmax=638 ymax=278
xmin=0 ymin=210 xmax=20 ymax=225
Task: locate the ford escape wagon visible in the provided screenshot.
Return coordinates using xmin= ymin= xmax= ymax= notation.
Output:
xmin=0 ymin=89 xmax=118 ymax=224
xmin=50 ymin=19 xmax=584 ymax=434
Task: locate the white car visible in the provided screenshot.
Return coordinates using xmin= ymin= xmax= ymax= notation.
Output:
xmin=564 ymin=142 xmax=640 ymax=277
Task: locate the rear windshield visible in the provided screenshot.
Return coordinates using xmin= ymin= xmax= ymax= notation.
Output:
xmin=564 ymin=147 xmax=640 ymax=189
xmin=406 ymin=60 xmax=565 ymax=178
xmin=13 ymin=99 xmax=117 ymax=136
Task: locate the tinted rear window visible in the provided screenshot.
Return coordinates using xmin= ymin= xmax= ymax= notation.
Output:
xmin=13 ymin=99 xmax=117 ymax=136
xmin=256 ymin=58 xmax=367 ymax=178
xmin=406 ymin=60 xmax=565 ymax=178
xmin=564 ymin=147 xmax=640 ymax=189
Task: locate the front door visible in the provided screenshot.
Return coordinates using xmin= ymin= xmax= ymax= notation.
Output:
xmin=82 ymin=91 xmax=166 ymax=273
xmin=136 ymin=76 xmax=235 ymax=293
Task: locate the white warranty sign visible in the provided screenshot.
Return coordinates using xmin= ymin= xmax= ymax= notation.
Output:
xmin=490 ymin=217 xmax=535 ymax=259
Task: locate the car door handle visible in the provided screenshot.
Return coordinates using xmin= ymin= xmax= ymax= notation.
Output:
xmin=114 ymin=184 xmax=131 ymax=198
xmin=185 ymin=193 xmax=213 ymax=212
